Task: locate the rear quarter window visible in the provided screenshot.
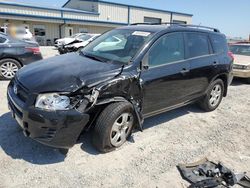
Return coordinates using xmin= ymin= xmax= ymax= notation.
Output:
xmin=210 ymin=34 xmax=228 ymax=54
xmin=186 ymin=33 xmax=210 ymax=58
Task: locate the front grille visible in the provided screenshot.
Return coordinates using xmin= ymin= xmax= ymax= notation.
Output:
xmin=233 ymin=64 xmax=249 ymax=70
xmin=13 ymin=79 xmax=29 ymax=103
xmin=8 ymin=97 xmax=23 ymax=118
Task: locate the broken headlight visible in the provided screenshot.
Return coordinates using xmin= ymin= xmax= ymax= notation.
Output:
xmin=35 ymin=93 xmax=71 ymax=111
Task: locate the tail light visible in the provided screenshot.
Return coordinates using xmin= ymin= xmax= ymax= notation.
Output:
xmin=228 ymin=51 xmax=234 ymax=62
xmin=26 ymin=47 xmax=41 ymax=54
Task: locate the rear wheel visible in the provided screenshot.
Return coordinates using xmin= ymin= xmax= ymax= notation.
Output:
xmin=199 ymin=79 xmax=224 ymax=112
xmin=0 ymin=59 xmax=21 ymax=80
xmin=92 ymin=102 xmax=135 ymax=153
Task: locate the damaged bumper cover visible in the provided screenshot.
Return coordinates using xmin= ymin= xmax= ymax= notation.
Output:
xmin=7 ymin=84 xmax=90 ymax=149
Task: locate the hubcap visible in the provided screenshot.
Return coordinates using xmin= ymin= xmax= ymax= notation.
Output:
xmin=110 ymin=113 xmax=134 ymax=147
xmin=209 ymin=84 xmax=222 ymax=107
xmin=0 ymin=62 xmax=19 ymax=79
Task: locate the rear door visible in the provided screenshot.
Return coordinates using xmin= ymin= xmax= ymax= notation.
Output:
xmin=184 ymin=32 xmax=218 ymax=99
xmin=141 ymin=32 xmax=194 ymax=115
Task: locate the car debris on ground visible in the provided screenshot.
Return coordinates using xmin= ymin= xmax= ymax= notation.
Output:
xmin=177 ymin=158 xmax=250 ymax=188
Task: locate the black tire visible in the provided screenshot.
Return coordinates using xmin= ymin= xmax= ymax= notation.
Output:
xmin=0 ymin=58 xmax=22 ymax=80
xmin=199 ymin=79 xmax=224 ymax=112
xmin=92 ymin=102 xmax=135 ymax=153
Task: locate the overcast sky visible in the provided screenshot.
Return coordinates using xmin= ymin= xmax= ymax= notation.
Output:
xmin=2 ymin=0 xmax=250 ymax=39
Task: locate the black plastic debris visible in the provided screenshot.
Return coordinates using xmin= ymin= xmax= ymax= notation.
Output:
xmin=177 ymin=158 xmax=250 ymax=188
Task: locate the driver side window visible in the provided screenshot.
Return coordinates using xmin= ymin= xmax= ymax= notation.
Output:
xmin=148 ymin=33 xmax=184 ymax=67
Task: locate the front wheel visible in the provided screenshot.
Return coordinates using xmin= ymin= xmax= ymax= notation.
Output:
xmin=199 ymin=79 xmax=224 ymax=112
xmin=92 ymin=102 xmax=135 ymax=153
xmin=0 ymin=59 xmax=21 ymax=80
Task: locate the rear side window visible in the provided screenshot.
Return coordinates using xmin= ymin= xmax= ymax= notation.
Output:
xmin=186 ymin=33 xmax=210 ymax=58
xmin=210 ymin=34 xmax=228 ymax=54
xmin=148 ymin=33 xmax=185 ymax=67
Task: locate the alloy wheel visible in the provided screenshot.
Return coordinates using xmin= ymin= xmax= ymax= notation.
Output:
xmin=0 ymin=62 xmax=19 ymax=79
xmin=209 ymin=84 xmax=222 ymax=107
xmin=110 ymin=113 xmax=134 ymax=147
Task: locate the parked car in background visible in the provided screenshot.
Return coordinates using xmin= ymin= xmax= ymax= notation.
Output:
xmin=7 ymin=24 xmax=233 ymax=152
xmin=59 ymin=34 xmax=100 ymax=54
xmin=229 ymin=43 xmax=250 ymax=83
xmin=0 ymin=33 xmax=42 ymax=79
xmin=54 ymin=33 xmax=86 ymax=48
xmin=0 ymin=26 xmax=34 ymax=42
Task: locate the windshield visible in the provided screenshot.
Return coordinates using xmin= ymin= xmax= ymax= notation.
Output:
xmin=230 ymin=45 xmax=250 ymax=56
xmin=78 ymin=34 xmax=93 ymax=41
xmin=81 ymin=29 xmax=153 ymax=64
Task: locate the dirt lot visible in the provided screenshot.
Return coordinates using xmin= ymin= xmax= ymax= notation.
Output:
xmin=0 ymin=48 xmax=249 ymax=187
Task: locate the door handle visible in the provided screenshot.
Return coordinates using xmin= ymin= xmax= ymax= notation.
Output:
xmin=180 ymin=68 xmax=190 ymax=74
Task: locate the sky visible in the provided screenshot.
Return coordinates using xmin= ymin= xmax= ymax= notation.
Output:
xmin=2 ymin=0 xmax=250 ymax=39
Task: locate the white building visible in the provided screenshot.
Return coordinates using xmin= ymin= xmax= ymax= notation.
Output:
xmin=0 ymin=0 xmax=192 ymax=45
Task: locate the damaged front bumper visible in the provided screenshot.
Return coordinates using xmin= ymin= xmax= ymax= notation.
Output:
xmin=7 ymin=83 xmax=90 ymax=149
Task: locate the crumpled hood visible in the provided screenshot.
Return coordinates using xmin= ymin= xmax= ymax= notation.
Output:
xmin=16 ymin=53 xmax=122 ymax=93
xmin=70 ymin=41 xmax=89 ymax=48
xmin=57 ymin=38 xmax=76 ymax=45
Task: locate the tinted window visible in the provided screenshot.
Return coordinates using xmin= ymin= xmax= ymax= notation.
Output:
xmin=186 ymin=33 xmax=210 ymax=58
xmin=210 ymin=34 xmax=227 ymax=54
xmin=104 ymin=36 xmax=119 ymax=42
xmin=229 ymin=45 xmax=250 ymax=56
xmin=0 ymin=37 xmax=6 ymax=43
xmin=148 ymin=33 xmax=184 ymax=67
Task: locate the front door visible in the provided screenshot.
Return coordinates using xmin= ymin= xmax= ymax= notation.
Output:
xmin=65 ymin=27 xmax=73 ymax=37
xmin=141 ymin=32 xmax=193 ymax=116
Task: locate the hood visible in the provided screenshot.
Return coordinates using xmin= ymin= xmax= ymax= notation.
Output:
xmin=234 ymin=54 xmax=250 ymax=66
xmin=70 ymin=41 xmax=89 ymax=48
xmin=16 ymin=53 xmax=122 ymax=93
xmin=57 ymin=38 xmax=75 ymax=45
xmin=63 ymin=38 xmax=77 ymax=45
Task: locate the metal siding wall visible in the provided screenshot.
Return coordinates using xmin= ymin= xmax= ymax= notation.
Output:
xmin=0 ymin=5 xmax=61 ymax=18
xmin=63 ymin=11 xmax=100 ymax=21
xmin=130 ymin=7 xmax=171 ymax=24
xmin=63 ymin=3 xmax=128 ymax=23
xmin=172 ymin=14 xmax=192 ymax=24
xmin=70 ymin=24 xmax=113 ymax=34
xmin=98 ymin=3 xmax=128 ymax=23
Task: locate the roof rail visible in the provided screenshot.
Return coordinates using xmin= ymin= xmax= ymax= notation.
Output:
xmin=130 ymin=22 xmax=220 ymax=33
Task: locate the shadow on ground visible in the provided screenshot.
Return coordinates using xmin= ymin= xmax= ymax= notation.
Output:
xmin=80 ymin=104 xmax=204 ymax=155
xmin=231 ymin=78 xmax=249 ymax=86
xmin=0 ymin=112 xmax=65 ymax=165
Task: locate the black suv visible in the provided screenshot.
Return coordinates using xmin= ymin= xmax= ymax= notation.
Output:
xmin=7 ymin=24 xmax=233 ymax=152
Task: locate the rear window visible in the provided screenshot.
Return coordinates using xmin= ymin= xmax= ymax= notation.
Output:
xmin=186 ymin=33 xmax=210 ymax=58
xmin=210 ymin=34 xmax=228 ymax=54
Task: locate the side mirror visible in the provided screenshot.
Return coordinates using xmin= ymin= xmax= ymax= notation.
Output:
xmin=141 ymin=53 xmax=149 ymax=70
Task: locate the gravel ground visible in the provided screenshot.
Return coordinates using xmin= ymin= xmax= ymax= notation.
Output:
xmin=0 ymin=48 xmax=249 ymax=187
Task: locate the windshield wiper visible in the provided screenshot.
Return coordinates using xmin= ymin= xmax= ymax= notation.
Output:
xmin=80 ymin=52 xmax=105 ymax=62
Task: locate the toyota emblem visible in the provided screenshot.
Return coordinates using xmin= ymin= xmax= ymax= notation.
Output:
xmin=13 ymin=84 xmax=18 ymax=95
